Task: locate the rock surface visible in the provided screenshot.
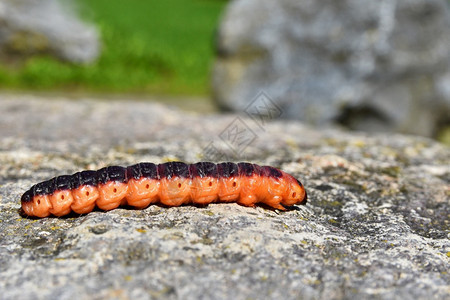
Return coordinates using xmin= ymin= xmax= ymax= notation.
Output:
xmin=212 ymin=0 xmax=450 ymax=137
xmin=0 ymin=94 xmax=449 ymax=299
xmin=0 ymin=0 xmax=99 ymax=63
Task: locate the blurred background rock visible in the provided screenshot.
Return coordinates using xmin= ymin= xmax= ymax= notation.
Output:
xmin=0 ymin=0 xmax=99 ymax=64
xmin=213 ymin=0 xmax=450 ymax=139
xmin=0 ymin=0 xmax=449 ymax=142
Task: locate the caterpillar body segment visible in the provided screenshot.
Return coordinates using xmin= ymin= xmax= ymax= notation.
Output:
xmin=126 ymin=162 xmax=159 ymax=208
xmin=21 ymin=162 xmax=307 ymax=217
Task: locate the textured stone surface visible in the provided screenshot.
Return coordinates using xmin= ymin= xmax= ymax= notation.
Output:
xmin=212 ymin=0 xmax=450 ymax=137
xmin=0 ymin=94 xmax=449 ymax=299
xmin=0 ymin=0 xmax=99 ymax=63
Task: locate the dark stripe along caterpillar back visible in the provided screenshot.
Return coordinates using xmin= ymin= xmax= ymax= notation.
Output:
xmin=21 ymin=162 xmax=307 ymax=217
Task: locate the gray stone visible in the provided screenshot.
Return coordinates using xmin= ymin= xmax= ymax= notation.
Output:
xmin=212 ymin=0 xmax=450 ymax=137
xmin=0 ymin=94 xmax=449 ymax=299
xmin=0 ymin=0 xmax=99 ymax=63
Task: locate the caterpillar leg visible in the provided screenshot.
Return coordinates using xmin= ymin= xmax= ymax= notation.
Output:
xmin=263 ymin=195 xmax=286 ymax=210
xmin=237 ymin=194 xmax=258 ymax=208
xmin=268 ymin=203 xmax=287 ymax=211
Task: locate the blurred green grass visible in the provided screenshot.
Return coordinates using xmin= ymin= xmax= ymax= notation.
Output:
xmin=0 ymin=0 xmax=227 ymax=95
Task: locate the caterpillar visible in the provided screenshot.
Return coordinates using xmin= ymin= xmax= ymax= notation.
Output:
xmin=20 ymin=162 xmax=307 ymax=217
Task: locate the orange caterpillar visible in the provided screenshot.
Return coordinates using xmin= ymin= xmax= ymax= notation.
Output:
xmin=21 ymin=162 xmax=307 ymax=217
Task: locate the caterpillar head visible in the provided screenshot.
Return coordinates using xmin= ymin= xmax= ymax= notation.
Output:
xmin=281 ymin=177 xmax=307 ymax=207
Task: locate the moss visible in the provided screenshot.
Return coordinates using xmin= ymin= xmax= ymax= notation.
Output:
xmin=330 ymin=200 xmax=343 ymax=207
xmin=399 ymin=185 xmax=409 ymax=194
xmin=285 ymin=139 xmax=298 ymax=149
xmin=436 ymin=125 xmax=450 ymax=146
xmin=23 ymin=237 xmax=48 ymax=248
xmin=53 ymin=258 xmax=66 ymax=261
xmin=352 ymin=140 xmax=366 ymax=148
xmin=380 ymin=166 xmax=401 ymax=178
xmin=315 ymin=199 xmax=343 ymax=207
xmin=89 ymin=224 xmax=109 ymax=234
xmin=380 ymin=187 xmax=401 ymax=196
xmin=7 ymin=31 xmax=50 ymax=54
xmin=192 ymin=237 xmax=214 ymax=245
xmin=331 ymin=173 xmax=367 ymax=192
xmin=308 ymin=279 xmax=321 ymax=286
xmin=163 ymin=232 xmax=184 ymax=240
